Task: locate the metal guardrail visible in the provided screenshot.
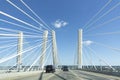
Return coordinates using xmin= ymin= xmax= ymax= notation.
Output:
xmin=81 ymin=66 xmax=120 ymax=77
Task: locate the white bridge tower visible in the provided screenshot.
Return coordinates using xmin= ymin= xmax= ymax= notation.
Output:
xmin=77 ymin=29 xmax=83 ymax=69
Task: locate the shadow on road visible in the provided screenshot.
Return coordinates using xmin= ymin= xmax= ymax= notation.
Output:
xmin=39 ymin=72 xmax=44 ymax=80
xmin=54 ymin=73 xmax=67 ymax=80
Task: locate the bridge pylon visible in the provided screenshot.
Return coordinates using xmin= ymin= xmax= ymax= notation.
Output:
xmin=77 ymin=29 xmax=83 ymax=69
xmin=40 ymin=30 xmax=48 ymax=69
xmin=52 ymin=30 xmax=58 ymax=68
xmin=17 ymin=32 xmax=23 ymax=72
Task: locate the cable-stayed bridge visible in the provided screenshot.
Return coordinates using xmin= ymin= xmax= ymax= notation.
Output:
xmin=0 ymin=0 xmax=120 ymax=80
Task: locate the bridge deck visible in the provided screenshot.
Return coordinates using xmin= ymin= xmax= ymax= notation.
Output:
xmin=0 ymin=70 xmax=120 ymax=80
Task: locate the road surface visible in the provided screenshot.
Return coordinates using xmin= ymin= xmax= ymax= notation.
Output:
xmin=2 ymin=70 xmax=120 ymax=80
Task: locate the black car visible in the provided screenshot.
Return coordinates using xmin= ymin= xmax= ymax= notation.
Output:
xmin=62 ymin=66 xmax=69 ymax=71
xmin=45 ymin=65 xmax=55 ymax=73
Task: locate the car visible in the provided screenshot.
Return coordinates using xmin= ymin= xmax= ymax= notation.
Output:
xmin=45 ymin=65 xmax=55 ymax=73
xmin=62 ymin=66 xmax=69 ymax=71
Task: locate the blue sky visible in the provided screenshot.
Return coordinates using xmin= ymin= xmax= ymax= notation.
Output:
xmin=0 ymin=0 xmax=120 ymax=66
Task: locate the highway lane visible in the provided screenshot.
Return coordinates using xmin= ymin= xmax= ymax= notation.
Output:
xmin=14 ymin=72 xmax=44 ymax=80
xmin=46 ymin=71 xmax=80 ymax=80
xmin=70 ymin=70 xmax=120 ymax=80
xmin=14 ymin=71 xmax=80 ymax=80
xmin=7 ymin=70 xmax=120 ymax=80
xmin=48 ymin=70 xmax=120 ymax=80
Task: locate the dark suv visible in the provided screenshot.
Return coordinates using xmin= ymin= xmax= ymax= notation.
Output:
xmin=62 ymin=66 xmax=69 ymax=71
xmin=45 ymin=65 xmax=55 ymax=73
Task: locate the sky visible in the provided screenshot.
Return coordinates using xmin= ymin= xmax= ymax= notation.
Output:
xmin=0 ymin=0 xmax=120 ymax=66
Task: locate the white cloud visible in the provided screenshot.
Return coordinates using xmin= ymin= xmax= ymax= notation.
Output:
xmin=52 ymin=19 xmax=68 ymax=28
xmin=62 ymin=22 xmax=68 ymax=26
xmin=83 ymin=40 xmax=93 ymax=46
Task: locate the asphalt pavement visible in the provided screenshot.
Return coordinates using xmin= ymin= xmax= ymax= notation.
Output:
xmin=4 ymin=70 xmax=120 ymax=80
